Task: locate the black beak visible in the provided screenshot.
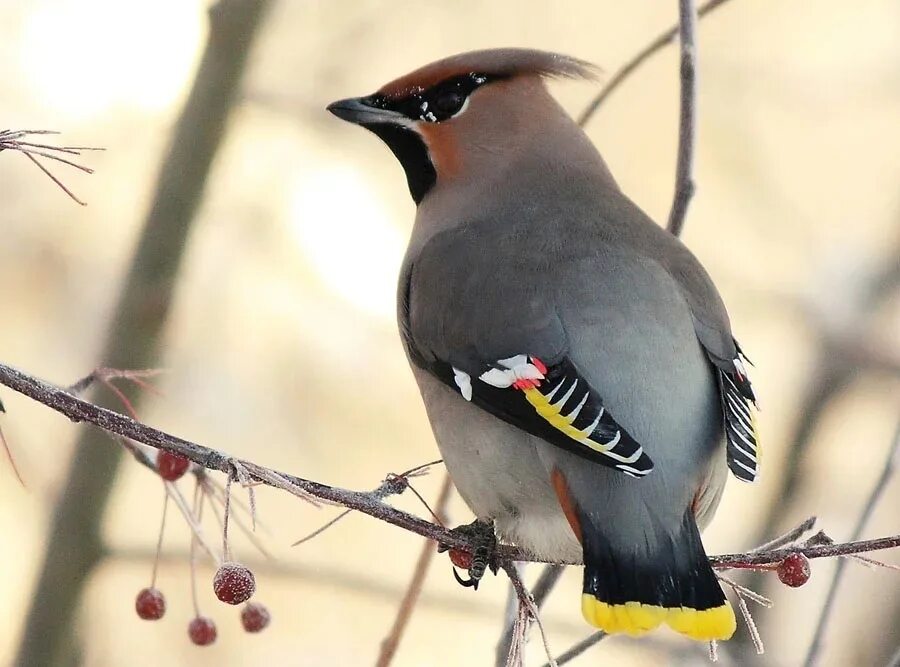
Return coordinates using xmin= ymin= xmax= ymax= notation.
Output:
xmin=326 ymin=96 xmax=406 ymax=126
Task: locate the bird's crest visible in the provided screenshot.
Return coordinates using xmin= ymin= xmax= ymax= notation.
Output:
xmin=378 ymin=48 xmax=598 ymax=99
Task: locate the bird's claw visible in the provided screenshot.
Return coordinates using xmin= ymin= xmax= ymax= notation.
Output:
xmin=440 ymin=518 xmax=498 ymax=591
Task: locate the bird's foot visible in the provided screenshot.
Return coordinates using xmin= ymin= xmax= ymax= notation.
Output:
xmin=437 ymin=518 xmax=498 ymax=590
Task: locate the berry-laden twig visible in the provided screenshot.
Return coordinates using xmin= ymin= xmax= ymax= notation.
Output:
xmin=0 ymin=129 xmax=103 ymax=205
xmin=1 ymin=360 xmax=899 ymax=657
xmin=1 ymin=361 xmax=898 ymax=568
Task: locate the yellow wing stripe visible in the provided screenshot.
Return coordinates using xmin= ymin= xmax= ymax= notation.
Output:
xmin=581 ymin=595 xmax=736 ymax=641
xmin=523 ymin=388 xmax=608 ymax=450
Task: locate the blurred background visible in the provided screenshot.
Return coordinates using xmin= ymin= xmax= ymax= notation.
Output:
xmin=1 ymin=0 xmax=898 ymax=665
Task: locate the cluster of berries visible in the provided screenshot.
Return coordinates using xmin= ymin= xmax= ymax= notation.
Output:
xmin=134 ymin=451 xmax=271 ymax=646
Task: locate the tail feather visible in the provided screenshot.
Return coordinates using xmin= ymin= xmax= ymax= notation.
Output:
xmin=580 ymin=508 xmax=735 ymax=641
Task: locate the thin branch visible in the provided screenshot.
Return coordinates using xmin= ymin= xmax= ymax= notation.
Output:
xmin=292 ymin=509 xmax=353 ymax=547
xmin=736 ymin=594 xmax=764 ymax=655
xmin=22 ymin=153 xmax=88 ymax=206
xmin=502 ymin=561 xmax=558 ymax=667
xmin=375 ymin=474 xmax=453 ymax=667
xmin=710 ymin=537 xmax=900 ymax=569
xmin=532 ymin=565 xmax=566 ymax=608
xmin=803 ymin=419 xmax=900 ymax=667
xmin=577 ymin=0 xmax=734 ymax=127
xmin=717 ymin=574 xmax=773 ymax=608
xmin=750 ymin=516 xmax=817 ymax=553
xmin=1 ymin=361 xmax=899 ymax=570
xmin=496 ymin=564 xmax=524 ymax=667
xmin=498 ymin=564 xmax=566 ymax=665
xmin=0 ymin=424 xmax=25 ymax=486
xmin=541 ymin=632 xmax=607 ymax=667
xmin=0 ymin=129 xmax=103 ymax=205
xmin=666 ymin=0 xmax=699 ymax=236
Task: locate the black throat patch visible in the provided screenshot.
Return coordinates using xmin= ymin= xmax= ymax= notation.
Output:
xmin=362 ymin=123 xmax=435 ymax=204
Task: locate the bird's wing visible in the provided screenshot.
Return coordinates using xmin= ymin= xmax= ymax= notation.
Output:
xmin=425 ymin=353 xmax=653 ymax=478
xmin=663 ymin=243 xmax=762 ymax=483
xmin=401 ymin=225 xmax=653 ymax=479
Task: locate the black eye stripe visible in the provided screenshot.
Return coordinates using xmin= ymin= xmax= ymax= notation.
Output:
xmin=368 ymin=72 xmax=502 ymax=123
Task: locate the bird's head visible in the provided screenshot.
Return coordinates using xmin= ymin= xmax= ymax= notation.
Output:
xmin=327 ymin=48 xmax=596 ymax=204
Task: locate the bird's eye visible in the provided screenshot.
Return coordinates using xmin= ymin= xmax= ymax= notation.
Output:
xmin=400 ymin=73 xmax=494 ymax=123
xmin=433 ymin=91 xmax=464 ymax=116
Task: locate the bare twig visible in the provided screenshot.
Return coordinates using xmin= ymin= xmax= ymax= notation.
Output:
xmin=803 ymin=419 xmax=900 ymax=667
xmin=496 ymin=564 xmax=524 ymax=667
xmin=0 ymin=129 xmax=103 ymax=205
xmin=710 ymin=537 xmax=900 ymax=569
xmin=540 ymin=632 xmax=607 ymax=667
xmin=736 ymin=593 xmax=764 ymax=655
xmin=497 ymin=564 xmax=566 ymax=665
xmin=292 ymin=509 xmax=353 ymax=547
xmin=375 ymin=473 xmax=453 ymax=667
xmin=717 ymin=574 xmax=773 ymax=608
xmin=532 ymin=565 xmax=566 ymax=608
xmin=501 ymin=561 xmax=558 ymax=667
xmin=0 ymin=424 xmax=25 ymax=486
xmin=666 ymin=0 xmax=699 ymax=236
xmin=577 ymin=0 xmax=734 ymax=127
xmin=750 ymin=516 xmax=817 ymax=553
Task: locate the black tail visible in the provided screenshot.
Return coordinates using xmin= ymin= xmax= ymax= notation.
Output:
xmin=580 ymin=509 xmax=736 ymax=640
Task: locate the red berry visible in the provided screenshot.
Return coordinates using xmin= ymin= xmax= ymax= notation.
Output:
xmin=213 ymin=562 xmax=256 ymax=605
xmin=135 ymin=587 xmax=166 ymax=620
xmin=188 ymin=616 xmax=217 ymax=646
xmin=241 ymin=602 xmax=271 ymax=633
xmin=157 ymin=450 xmax=190 ymax=481
xmin=777 ymin=552 xmax=811 ymax=587
xmin=448 ymin=548 xmax=473 ymax=570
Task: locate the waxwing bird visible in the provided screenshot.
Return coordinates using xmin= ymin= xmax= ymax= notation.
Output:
xmin=328 ymin=48 xmax=760 ymax=641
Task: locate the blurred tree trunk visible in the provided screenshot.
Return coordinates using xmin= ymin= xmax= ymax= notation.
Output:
xmin=13 ymin=2 xmax=271 ymax=665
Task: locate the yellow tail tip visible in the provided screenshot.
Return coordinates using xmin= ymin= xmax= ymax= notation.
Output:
xmin=581 ymin=596 xmax=667 ymax=637
xmin=666 ymin=602 xmax=736 ymax=641
xmin=581 ymin=596 xmax=736 ymax=641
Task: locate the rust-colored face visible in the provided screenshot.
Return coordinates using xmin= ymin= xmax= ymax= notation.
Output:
xmin=327 ymin=72 xmax=502 ymax=203
xmin=327 ymin=48 xmax=595 ymax=203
